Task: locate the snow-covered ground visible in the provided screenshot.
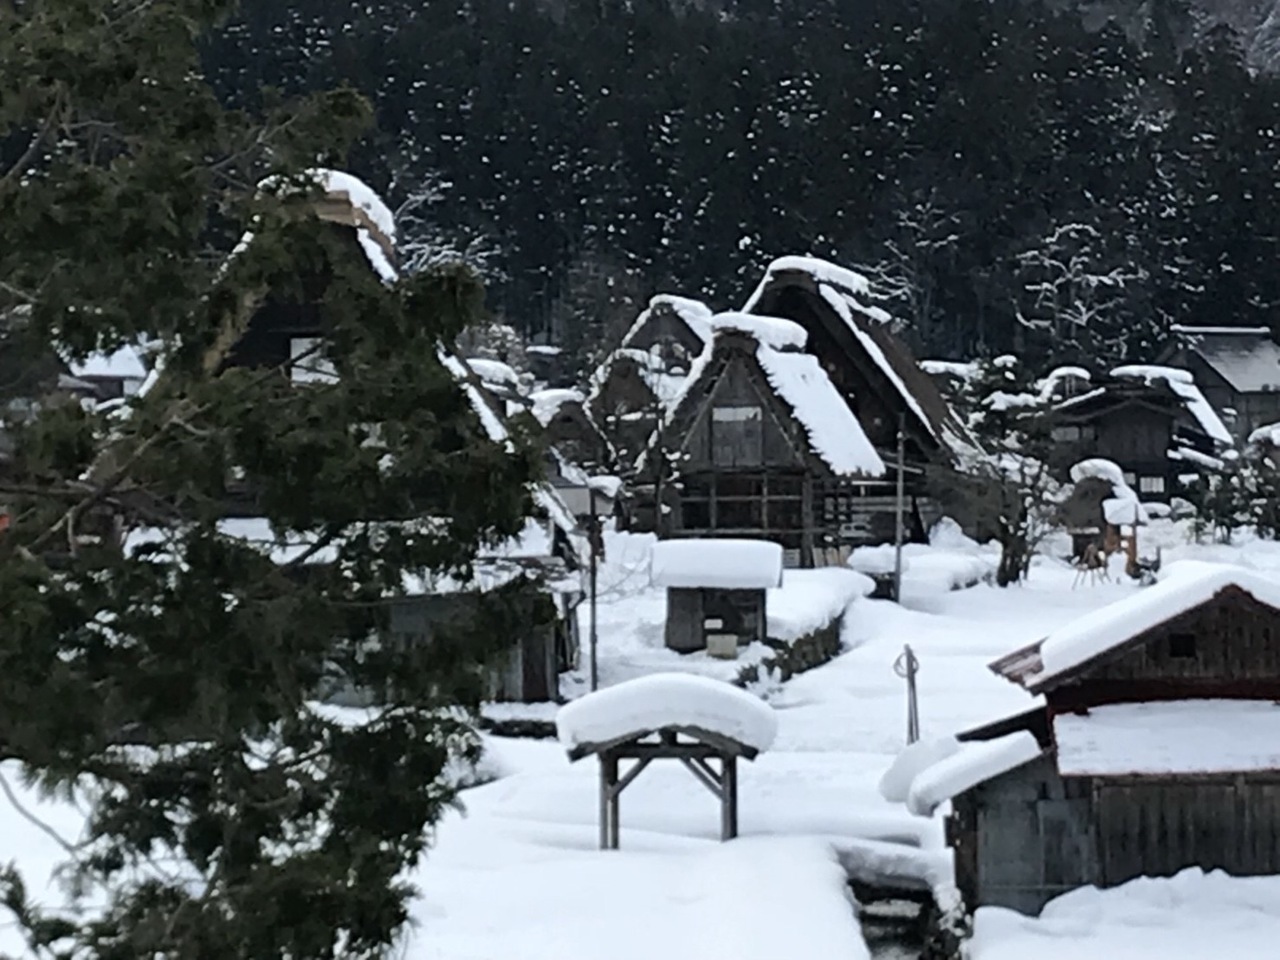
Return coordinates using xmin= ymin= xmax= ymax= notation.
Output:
xmin=7 ymin=519 xmax=1280 ymax=957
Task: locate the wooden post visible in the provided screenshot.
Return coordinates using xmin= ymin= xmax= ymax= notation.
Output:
xmin=800 ymin=476 xmax=815 ymax=568
xmin=606 ymin=755 xmax=621 ymax=850
xmin=724 ymin=754 xmax=739 ymax=840
xmin=598 ymin=754 xmax=611 ymax=851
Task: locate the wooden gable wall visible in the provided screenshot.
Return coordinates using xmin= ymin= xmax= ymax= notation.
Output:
xmin=675 ymin=345 xmax=810 ymax=474
xmin=1045 ymin=589 xmax=1280 ymax=709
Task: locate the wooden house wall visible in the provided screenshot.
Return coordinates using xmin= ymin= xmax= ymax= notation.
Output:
xmin=952 ymin=755 xmax=1096 ymax=916
xmin=677 ymin=352 xmax=808 ymax=472
xmin=1045 ymin=590 xmax=1280 ymax=708
xmin=543 ymin=406 xmax=608 ymax=470
xmin=386 ymin=594 xmax=560 ymax=703
xmin=664 ymin=587 xmax=766 ymax=652
xmin=955 ymin=757 xmax=1280 ymax=916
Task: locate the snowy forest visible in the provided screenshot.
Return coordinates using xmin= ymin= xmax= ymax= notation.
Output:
xmin=203 ymin=0 xmax=1280 ymax=376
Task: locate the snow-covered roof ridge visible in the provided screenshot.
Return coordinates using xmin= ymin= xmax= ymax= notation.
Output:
xmin=905 ymin=731 xmax=1043 ymax=817
xmin=1110 ymin=364 xmax=1233 ymax=447
xmin=1248 ymin=420 xmax=1280 ymax=448
xmin=708 ymin=312 xmax=808 ymax=350
xmin=993 ymin=561 xmax=1280 ymax=690
xmin=556 ymin=673 xmax=779 ymax=754
xmin=649 ymin=538 xmax=784 ymax=590
xmin=743 ymin=255 xmax=872 ymax=310
xmin=615 ymin=293 xmax=716 ymax=351
xmin=1171 ymin=324 xmax=1271 ymax=336
xmin=63 ymin=342 xmax=149 ymax=383
xmin=465 ymin=357 xmax=522 ymax=389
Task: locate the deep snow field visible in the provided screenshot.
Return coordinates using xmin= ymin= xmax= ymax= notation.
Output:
xmin=6 ymin=519 xmax=1280 ymax=958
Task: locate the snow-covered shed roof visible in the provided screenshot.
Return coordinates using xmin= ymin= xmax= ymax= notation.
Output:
xmin=649 ymin=538 xmax=784 ymax=590
xmin=1110 ymin=365 xmax=1232 ymax=447
xmin=990 ymin=561 xmax=1280 ymax=691
xmin=648 ymin=317 xmax=886 ymax=478
xmin=1061 ymin=458 xmax=1148 ymax=529
xmin=1168 ymin=325 xmax=1280 ymax=394
xmin=556 ymin=673 xmax=778 ymax=757
xmin=1054 ymin=700 xmax=1280 ymax=777
xmin=905 ymin=731 xmax=1043 ymax=817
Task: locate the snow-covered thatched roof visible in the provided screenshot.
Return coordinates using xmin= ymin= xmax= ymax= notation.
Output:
xmin=742 ymin=255 xmax=976 ymax=461
xmin=648 ymin=312 xmax=885 ymax=478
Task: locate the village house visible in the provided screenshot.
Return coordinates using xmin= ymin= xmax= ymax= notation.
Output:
xmin=899 ymin=564 xmax=1280 ymax=917
xmin=1158 ymin=325 xmax=1280 ymax=442
xmin=1049 ymin=365 xmax=1233 ymax=500
xmin=137 ymin=169 xmax=588 ymax=704
xmin=637 ymin=311 xmax=891 ymax=566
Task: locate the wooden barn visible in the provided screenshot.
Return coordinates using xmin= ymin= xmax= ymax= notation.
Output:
xmin=741 ymin=257 xmax=974 ymax=475
xmin=1159 ymin=325 xmax=1280 ymax=443
xmin=904 ymin=565 xmax=1280 ymax=917
xmin=649 ymin=537 xmax=783 ymax=656
xmin=1050 ymin=365 xmax=1233 ymax=500
xmin=638 ymin=311 xmax=891 ymax=565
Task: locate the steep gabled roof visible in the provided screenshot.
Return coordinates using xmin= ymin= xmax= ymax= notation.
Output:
xmin=741 ymin=256 xmax=975 ymax=461
xmin=990 ymin=562 xmax=1280 ymax=693
xmin=1167 ymin=325 xmax=1280 ymax=394
xmin=650 ymin=314 xmax=886 ymax=478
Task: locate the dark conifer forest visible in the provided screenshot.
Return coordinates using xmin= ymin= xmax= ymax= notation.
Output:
xmin=203 ymin=0 xmax=1280 ymax=372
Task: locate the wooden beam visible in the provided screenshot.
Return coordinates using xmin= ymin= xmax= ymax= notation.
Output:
xmin=610 ymin=756 xmax=652 ymax=798
xmin=598 ymin=754 xmax=611 ymax=851
xmin=605 ymin=754 xmax=620 ymax=849
xmin=724 ymin=755 xmax=739 ymax=840
xmin=678 ymin=755 xmax=724 ymax=799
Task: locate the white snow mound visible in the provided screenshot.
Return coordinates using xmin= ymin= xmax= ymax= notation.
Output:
xmin=650 ymin=538 xmax=784 ymax=590
xmin=879 ymin=736 xmax=962 ymax=803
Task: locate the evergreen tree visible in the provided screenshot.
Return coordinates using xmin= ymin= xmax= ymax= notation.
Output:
xmin=1 ymin=2 xmax=541 ymax=955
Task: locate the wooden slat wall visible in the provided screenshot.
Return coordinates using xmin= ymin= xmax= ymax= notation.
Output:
xmin=1068 ymin=591 xmax=1280 ymax=694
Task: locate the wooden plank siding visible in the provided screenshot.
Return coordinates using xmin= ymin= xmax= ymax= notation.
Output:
xmin=1046 ymin=588 xmax=1280 ymax=709
xmin=955 ymin=759 xmax=1280 ymax=916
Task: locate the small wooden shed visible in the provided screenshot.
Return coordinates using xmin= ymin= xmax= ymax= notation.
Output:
xmin=905 ymin=564 xmax=1280 ymax=917
xmin=1055 ymin=459 xmax=1148 ymax=560
xmin=649 ymin=538 xmax=784 ymax=656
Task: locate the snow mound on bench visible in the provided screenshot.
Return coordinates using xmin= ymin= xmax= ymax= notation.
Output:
xmin=556 ymin=673 xmax=778 ymax=753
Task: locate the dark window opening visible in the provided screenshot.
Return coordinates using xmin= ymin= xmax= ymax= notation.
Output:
xmin=1168 ymin=632 xmax=1197 ymax=659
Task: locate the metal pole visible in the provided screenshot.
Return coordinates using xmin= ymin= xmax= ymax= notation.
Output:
xmin=893 ymin=413 xmax=906 ymax=602
xmin=589 ymin=484 xmax=599 ymax=692
xmin=894 ymin=643 xmax=920 ymax=745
